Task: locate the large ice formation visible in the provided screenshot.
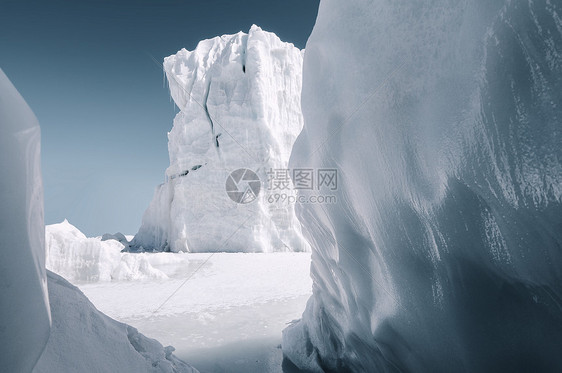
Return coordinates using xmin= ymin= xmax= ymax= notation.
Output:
xmin=0 ymin=68 xmax=51 ymax=372
xmin=282 ymin=1 xmax=562 ymax=372
xmin=33 ymin=271 xmax=198 ymax=373
xmin=131 ymin=25 xmax=309 ymax=253
xmin=46 ymin=220 xmax=167 ymax=282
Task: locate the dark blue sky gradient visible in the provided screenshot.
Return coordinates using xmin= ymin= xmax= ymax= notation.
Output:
xmin=0 ymin=0 xmax=319 ymax=235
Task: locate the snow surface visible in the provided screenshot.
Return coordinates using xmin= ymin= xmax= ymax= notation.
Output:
xmin=33 ymin=271 xmax=198 ymax=373
xmin=79 ymin=252 xmax=312 ymax=373
xmin=131 ymin=25 xmax=309 ymax=253
xmin=0 ymin=68 xmax=50 ymax=372
xmin=283 ymin=1 xmax=562 ymax=372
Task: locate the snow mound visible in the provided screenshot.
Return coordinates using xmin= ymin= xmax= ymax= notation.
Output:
xmin=46 ymin=220 xmax=167 ymax=282
xmin=0 ymin=68 xmax=50 ymax=372
xmin=131 ymin=25 xmax=309 ymax=253
xmin=283 ymin=0 xmax=562 ymax=372
xmin=33 ymin=271 xmax=198 ymax=373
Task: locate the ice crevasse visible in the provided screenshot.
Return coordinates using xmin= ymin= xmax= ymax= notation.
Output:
xmin=282 ymin=1 xmax=562 ymax=372
xmin=131 ymin=25 xmax=310 ymax=253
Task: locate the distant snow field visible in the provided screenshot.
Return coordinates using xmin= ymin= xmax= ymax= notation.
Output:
xmin=46 ymin=221 xmax=312 ymax=373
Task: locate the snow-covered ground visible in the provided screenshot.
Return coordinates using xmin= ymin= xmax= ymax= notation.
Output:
xmin=80 ymin=252 xmax=312 ymax=373
xmin=46 ymin=221 xmax=312 ymax=372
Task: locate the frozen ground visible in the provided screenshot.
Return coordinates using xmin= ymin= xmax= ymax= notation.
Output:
xmin=76 ymin=252 xmax=312 ymax=373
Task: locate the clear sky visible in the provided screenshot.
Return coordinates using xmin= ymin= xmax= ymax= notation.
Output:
xmin=0 ymin=0 xmax=319 ymax=236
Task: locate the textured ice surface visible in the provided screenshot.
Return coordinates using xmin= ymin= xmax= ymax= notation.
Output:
xmin=33 ymin=271 xmax=198 ymax=373
xmin=131 ymin=25 xmax=309 ymax=253
xmin=46 ymin=220 xmax=167 ymax=282
xmin=0 ymin=69 xmax=50 ymax=372
xmin=283 ymin=1 xmax=562 ymax=372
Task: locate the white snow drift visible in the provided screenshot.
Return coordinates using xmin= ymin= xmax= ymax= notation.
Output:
xmin=283 ymin=1 xmax=562 ymax=372
xmin=131 ymin=25 xmax=309 ymax=253
xmin=33 ymin=271 xmax=198 ymax=373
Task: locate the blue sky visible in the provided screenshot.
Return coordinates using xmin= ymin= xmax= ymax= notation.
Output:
xmin=0 ymin=0 xmax=319 ymax=236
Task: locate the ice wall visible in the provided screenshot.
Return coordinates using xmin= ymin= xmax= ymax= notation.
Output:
xmin=283 ymin=1 xmax=562 ymax=372
xmin=0 ymin=69 xmax=51 ymax=372
xmin=132 ymin=25 xmax=309 ymax=253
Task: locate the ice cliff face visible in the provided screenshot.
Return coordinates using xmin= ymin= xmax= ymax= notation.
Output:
xmin=132 ymin=25 xmax=309 ymax=253
xmin=283 ymin=1 xmax=562 ymax=372
xmin=0 ymin=69 xmax=50 ymax=372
